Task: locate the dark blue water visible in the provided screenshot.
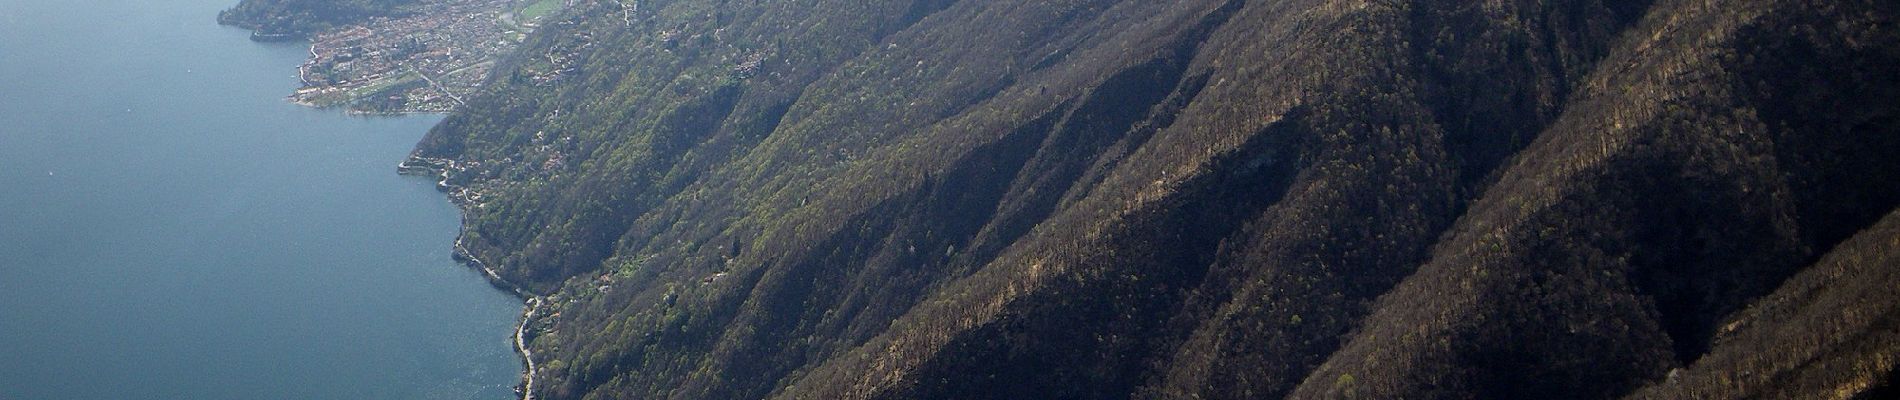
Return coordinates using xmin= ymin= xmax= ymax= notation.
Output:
xmin=0 ymin=1 xmax=522 ymax=399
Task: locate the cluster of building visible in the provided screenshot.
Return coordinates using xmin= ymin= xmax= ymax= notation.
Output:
xmin=288 ymin=0 xmax=560 ymax=114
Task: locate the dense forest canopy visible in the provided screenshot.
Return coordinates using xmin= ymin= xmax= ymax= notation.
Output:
xmin=325 ymin=0 xmax=1900 ymax=398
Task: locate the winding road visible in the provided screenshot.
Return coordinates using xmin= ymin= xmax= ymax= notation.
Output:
xmin=451 ymin=218 xmax=542 ymax=400
xmin=515 ymin=296 xmax=543 ymax=400
xmin=409 ymin=157 xmax=544 ymax=400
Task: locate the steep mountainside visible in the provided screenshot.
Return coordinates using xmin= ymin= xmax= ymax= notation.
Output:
xmin=404 ymin=0 xmax=1900 ymax=398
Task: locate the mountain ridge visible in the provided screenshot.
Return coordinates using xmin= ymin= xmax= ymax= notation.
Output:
xmin=395 ymin=0 xmax=1900 ymax=398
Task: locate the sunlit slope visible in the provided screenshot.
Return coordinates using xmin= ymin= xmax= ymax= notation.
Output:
xmin=410 ymin=0 xmax=1900 ymax=398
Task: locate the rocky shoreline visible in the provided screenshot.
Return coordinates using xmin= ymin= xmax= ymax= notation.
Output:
xmin=227 ymin=1 xmax=565 ymax=395
xmin=399 ymin=156 xmax=543 ymax=400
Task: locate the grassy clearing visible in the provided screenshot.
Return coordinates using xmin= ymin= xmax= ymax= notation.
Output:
xmin=517 ymin=0 xmax=561 ymax=22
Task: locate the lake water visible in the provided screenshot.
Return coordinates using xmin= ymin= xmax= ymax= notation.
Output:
xmin=0 ymin=1 xmax=522 ymax=399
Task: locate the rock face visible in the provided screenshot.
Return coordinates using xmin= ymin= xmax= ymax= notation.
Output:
xmin=408 ymin=0 xmax=1900 ymax=398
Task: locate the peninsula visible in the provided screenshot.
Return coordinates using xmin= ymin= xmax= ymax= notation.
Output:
xmin=221 ymin=0 xmax=570 ymax=114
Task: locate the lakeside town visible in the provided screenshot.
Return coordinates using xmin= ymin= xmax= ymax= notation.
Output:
xmin=288 ymin=0 xmax=571 ymax=114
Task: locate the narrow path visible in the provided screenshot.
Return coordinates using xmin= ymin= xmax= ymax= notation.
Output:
xmin=516 ymin=296 xmax=543 ymax=400
xmin=299 ymin=44 xmax=319 ymax=85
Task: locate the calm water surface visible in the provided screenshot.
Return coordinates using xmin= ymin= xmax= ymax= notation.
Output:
xmin=0 ymin=1 xmax=522 ymax=399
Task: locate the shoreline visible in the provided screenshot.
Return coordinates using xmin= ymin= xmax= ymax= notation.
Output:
xmin=230 ymin=13 xmax=537 ymax=396
xmin=233 ymin=10 xmax=539 ymax=397
xmin=261 ymin=0 xmax=533 ymax=116
xmin=401 ymin=157 xmax=544 ymax=400
xmin=292 ymin=98 xmax=454 ymax=116
xmin=463 ymin=235 xmax=542 ymax=400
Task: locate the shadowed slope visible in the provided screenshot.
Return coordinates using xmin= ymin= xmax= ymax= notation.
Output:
xmin=407 ymin=0 xmax=1900 ymax=398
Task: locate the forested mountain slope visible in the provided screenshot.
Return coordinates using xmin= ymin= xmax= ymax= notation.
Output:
xmin=403 ymin=0 xmax=1900 ymax=398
